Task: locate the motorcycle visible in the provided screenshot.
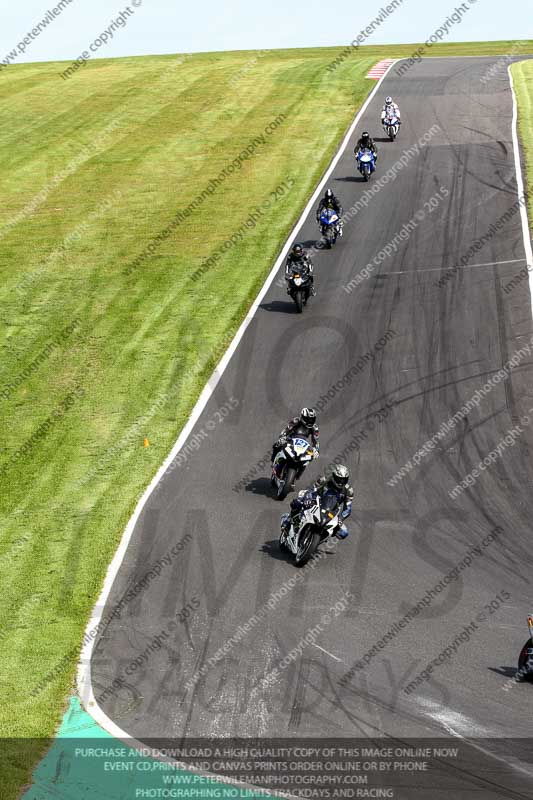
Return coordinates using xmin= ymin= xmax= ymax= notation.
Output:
xmin=517 ymin=614 xmax=533 ymax=680
xmin=279 ymin=488 xmax=343 ymax=566
xmin=383 ymin=115 xmax=400 ymax=141
xmin=319 ymin=208 xmax=340 ymax=249
xmin=356 ymin=148 xmax=376 ymax=181
xmin=286 ymin=268 xmax=313 ymax=313
xmin=271 ymin=434 xmax=319 ymax=500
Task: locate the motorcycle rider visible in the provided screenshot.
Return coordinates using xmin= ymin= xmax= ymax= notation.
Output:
xmin=281 ymin=464 xmax=354 ymax=540
xmin=316 ymin=189 xmax=344 ymax=237
xmin=522 ymin=641 xmax=533 ymax=676
xmin=354 ymin=131 xmax=378 ymax=163
xmin=517 ymin=616 xmax=533 ymax=679
xmin=271 ymin=407 xmax=319 ymax=464
xmin=381 ymin=96 xmax=401 ymax=126
xmin=285 ymin=243 xmax=315 ymax=296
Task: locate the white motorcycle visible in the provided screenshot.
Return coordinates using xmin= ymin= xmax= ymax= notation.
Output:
xmin=280 ymin=489 xmax=343 ymax=566
xmin=272 ymin=435 xmax=319 ymax=500
xmin=383 ymin=114 xmax=400 ymax=141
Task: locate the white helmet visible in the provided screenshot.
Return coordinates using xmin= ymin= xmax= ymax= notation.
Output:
xmin=385 ymin=96 xmax=393 ymax=105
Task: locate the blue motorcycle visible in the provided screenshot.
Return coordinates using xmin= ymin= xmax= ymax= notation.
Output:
xmin=319 ymin=208 xmax=341 ymax=249
xmin=356 ymin=148 xmax=376 ymax=181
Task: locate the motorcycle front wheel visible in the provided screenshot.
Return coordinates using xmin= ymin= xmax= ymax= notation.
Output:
xmin=295 ymin=527 xmax=321 ymax=567
xmin=276 ymin=467 xmax=287 ymax=499
xmin=294 ymin=290 xmax=304 ymax=313
xmin=278 ymin=466 xmax=296 ymax=500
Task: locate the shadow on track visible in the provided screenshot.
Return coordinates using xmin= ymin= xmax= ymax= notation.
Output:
xmin=334 ymin=175 xmax=364 ymax=183
xmin=299 ymin=239 xmax=323 ymax=248
xmin=260 ymin=538 xmax=293 ymax=563
xmin=260 ymin=300 xmax=298 ymax=314
xmin=489 ymin=665 xmax=520 ymax=678
xmin=244 ymin=477 xmax=274 ymax=497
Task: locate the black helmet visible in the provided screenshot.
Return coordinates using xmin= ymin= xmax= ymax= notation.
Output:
xmin=300 ymin=407 xmax=316 ymax=428
xmin=292 ymin=244 xmax=303 ymax=258
xmin=325 ymin=188 xmax=333 ymax=199
xmin=361 ymin=131 xmax=370 ymax=141
xmin=329 ymin=464 xmax=349 ymax=490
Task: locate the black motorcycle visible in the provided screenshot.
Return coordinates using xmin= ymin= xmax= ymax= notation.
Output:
xmin=286 ymin=268 xmax=313 ymax=313
xmin=517 ymin=614 xmax=533 ymax=680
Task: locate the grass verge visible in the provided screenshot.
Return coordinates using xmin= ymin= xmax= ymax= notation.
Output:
xmin=512 ymin=59 xmax=533 ymax=238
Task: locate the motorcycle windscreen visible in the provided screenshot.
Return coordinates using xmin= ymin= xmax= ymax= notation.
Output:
xmin=321 ymin=489 xmax=341 ymax=513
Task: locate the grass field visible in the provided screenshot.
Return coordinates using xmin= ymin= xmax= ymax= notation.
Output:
xmin=1 ymin=40 xmax=533 ymax=799
xmin=511 ymin=59 xmax=533 ymax=235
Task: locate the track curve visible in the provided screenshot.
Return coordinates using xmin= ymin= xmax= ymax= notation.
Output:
xmin=87 ymin=56 xmax=533 ymax=796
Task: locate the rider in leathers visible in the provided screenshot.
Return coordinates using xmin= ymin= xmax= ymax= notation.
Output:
xmin=271 ymin=408 xmax=319 ymax=464
xmin=316 ymin=189 xmax=344 ymax=236
xmin=354 ymin=131 xmax=378 ymax=161
xmin=282 ymin=464 xmax=354 ymax=540
xmin=381 ymin=96 xmax=401 ymax=125
xmin=285 ymin=244 xmax=315 ymax=296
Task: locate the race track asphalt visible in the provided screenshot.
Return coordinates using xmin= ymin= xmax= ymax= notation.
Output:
xmin=90 ymin=56 xmax=533 ymax=797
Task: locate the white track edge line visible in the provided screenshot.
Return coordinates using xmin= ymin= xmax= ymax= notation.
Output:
xmin=508 ymin=65 xmax=533 ymax=308
xmin=74 ymin=60 xmax=399 ymax=757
